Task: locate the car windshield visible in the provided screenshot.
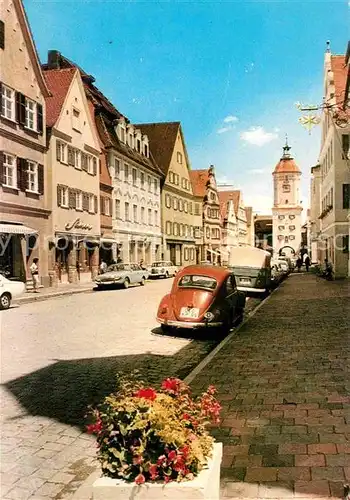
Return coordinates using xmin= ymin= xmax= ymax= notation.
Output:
xmin=178 ymin=275 xmax=217 ymax=290
xmin=152 ymin=262 xmax=167 ymax=267
xmin=107 ymin=264 xmax=126 ymax=272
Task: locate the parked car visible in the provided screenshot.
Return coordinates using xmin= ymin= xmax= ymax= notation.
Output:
xmin=0 ymin=275 xmax=26 ymax=310
xmin=149 ymin=261 xmax=177 ymax=279
xmin=278 ymin=256 xmax=293 ymax=272
xmin=228 ymin=247 xmax=272 ymax=296
xmin=157 ymin=265 xmax=246 ymax=333
xmin=94 ymin=263 xmax=147 ymax=289
xmin=277 ymin=259 xmax=290 ymax=275
xmin=270 ymin=260 xmax=284 ymax=287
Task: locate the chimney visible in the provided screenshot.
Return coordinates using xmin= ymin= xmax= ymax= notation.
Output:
xmin=47 ymin=50 xmax=61 ymax=70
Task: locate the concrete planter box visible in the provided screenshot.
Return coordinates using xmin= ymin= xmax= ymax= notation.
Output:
xmin=93 ymin=442 xmax=222 ymax=500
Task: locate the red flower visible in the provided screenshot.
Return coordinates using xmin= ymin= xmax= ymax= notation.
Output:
xmin=180 ymin=445 xmax=189 ymax=458
xmin=135 ymin=473 xmax=145 ymax=485
xmin=161 ymin=378 xmax=182 ymax=394
xmin=182 ymin=413 xmax=191 ymax=421
xmin=86 ymin=419 xmax=103 ymax=434
xmin=149 ymin=464 xmax=158 ymax=480
xmin=167 ymin=450 xmax=177 ymax=461
xmin=134 ymin=388 xmax=157 ymax=401
xmin=157 ymin=455 xmax=167 ymax=466
xmin=133 ymin=455 xmax=143 ymax=465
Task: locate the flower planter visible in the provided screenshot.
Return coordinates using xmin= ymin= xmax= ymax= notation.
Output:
xmin=92 ymin=442 xmax=222 ymax=500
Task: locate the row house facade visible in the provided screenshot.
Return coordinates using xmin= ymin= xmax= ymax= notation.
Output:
xmin=138 ymin=122 xmax=199 ymax=266
xmin=42 ymin=65 xmax=102 ymax=284
xmin=0 ymin=0 xmax=51 ymax=285
xmin=315 ymin=43 xmax=350 ymax=278
xmin=190 ymin=166 xmax=222 ymax=264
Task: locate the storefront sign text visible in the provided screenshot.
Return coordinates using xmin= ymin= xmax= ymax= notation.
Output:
xmin=65 ymin=218 xmax=93 ymax=231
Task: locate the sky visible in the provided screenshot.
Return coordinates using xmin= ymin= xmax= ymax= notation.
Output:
xmin=25 ymin=0 xmax=350 ymax=215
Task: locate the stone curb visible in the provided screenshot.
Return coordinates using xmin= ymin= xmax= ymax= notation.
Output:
xmin=14 ymin=287 xmax=94 ymax=305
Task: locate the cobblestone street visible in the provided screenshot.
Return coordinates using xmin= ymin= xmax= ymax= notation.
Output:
xmin=190 ymin=274 xmax=350 ymax=499
xmin=0 ymin=279 xmax=259 ymax=499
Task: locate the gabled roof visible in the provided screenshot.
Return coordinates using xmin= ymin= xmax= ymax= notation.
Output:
xmin=218 ymin=190 xmax=241 ymax=218
xmin=189 ymin=169 xmax=209 ymax=198
xmin=136 ymin=122 xmax=180 ymax=176
xmin=43 ymin=68 xmax=76 ymax=127
xmin=13 ymin=0 xmax=50 ymax=97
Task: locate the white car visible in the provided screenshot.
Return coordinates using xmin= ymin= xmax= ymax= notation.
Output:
xmin=0 ymin=275 xmax=26 ymax=309
xmin=149 ymin=261 xmax=177 ymax=279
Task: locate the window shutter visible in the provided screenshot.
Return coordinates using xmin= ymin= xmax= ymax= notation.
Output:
xmin=94 ymin=195 xmax=98 ymax=214
xmin=57 ymin=185 xmax=61 ymax=206
xmin=16 ymin=93 xmax=26 ymax=125
xmin=100 ymin=196 xmax=104 ymax=215
xmin=56 ymin=141 xmax=61 ymax=161
xmin=109 ymin=198 xmax=112 ymax=216
xmin=0 ymin=21 xmax=4 ymax=50
xmin=68 ymin=146 xmax=74 ymax=166
xmin=72 ymin=189 xmax=77 ymax=209
xmin=0 ymin=152 xmax=4 ymax=185
xmin=37 ymin=103 xmax=43 ymax=134
xmin=38 ymin=164 xmax=44 ymax=194
xmin=93 ymin=157 xmax=97 ymax=175
xmin=17 ymin=158 xmax=27 ymax=191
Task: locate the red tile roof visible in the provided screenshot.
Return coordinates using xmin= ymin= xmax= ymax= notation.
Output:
xmin=273 ymin=157 xmax=301 ymax=174
xmin=218 ymin=190 xmax=241 ymax=218
xmin=189 ymin=169 xmax=209 ymax=197
xmin=43 ymin=68 xmax=76 ymax=127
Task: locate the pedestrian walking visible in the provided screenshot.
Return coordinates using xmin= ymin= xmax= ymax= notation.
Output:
xmin=304 ymin=255 xmax=310 ymax=272
xmin=296 ymin=256 xmax=302 ymax=272
xmin=99 ymin=260 xmax=107 ymax=274
xmin=30 ymin=258 xmax=40 ymax=292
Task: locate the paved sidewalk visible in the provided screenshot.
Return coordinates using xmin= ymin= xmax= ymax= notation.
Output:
xmin=189 ymin=274 xmax=350 ymax=499
xmin=13 ymin=282 xmax=95 ymax=305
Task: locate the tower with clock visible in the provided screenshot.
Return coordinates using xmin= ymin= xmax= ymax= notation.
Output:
xmin=272 ymin=139 xmax=303 ymax=258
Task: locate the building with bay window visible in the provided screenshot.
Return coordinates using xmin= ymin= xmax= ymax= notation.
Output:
xmin=0 ymin=0 xmax=51 ymax=285
xmin=190 ymin=166 xmax=222 ymax=264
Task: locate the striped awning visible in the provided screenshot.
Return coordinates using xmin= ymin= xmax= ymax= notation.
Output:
xmin=0 ymin=223 xmax=38 ymax=235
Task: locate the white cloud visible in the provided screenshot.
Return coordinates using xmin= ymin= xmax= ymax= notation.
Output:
xmin=244 ymin=193 xmax=273 ymax=215
xmin=217 ymin=126 xmax=233 ymax=134
xmin=250 ymin=168 xmax=269 ymax=175
xmin=240 ymin=126 xmax=279 ymax=147
xmin=223 ymin=115 xmax=239 ymax=124
xmin=216 ymin=176 xmax=235 ymax=187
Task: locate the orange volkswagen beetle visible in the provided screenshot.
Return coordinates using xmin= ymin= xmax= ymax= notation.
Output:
xmin=156 ymin=265 xmax=246 ymax=333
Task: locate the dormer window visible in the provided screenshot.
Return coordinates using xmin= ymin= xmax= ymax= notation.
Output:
xmin=128 ymin=133 xmax=134 ymax=148
xmin=144 ymin=144 xmax=148 ymax=157
xmin=119 ymin=127 xmax=125 ymax=143
xmin=117 ymin=118 xmax=127 ymax=143
xmin=136 ymin=139 xmax=141 ymax=153
xmin=142 ymin=136 xmax=149 ymax=157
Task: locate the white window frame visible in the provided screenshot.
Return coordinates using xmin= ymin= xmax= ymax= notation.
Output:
xmin=61 ymin=187 xmax=69 ymax=208
xmin=1 ymin=85 xmax=15 ymax=121
xmin=76 ymin=191 xmax=83 ymax=211
xmin=58 ymin=141 xmax=68 ymax=164
xmin=132 ymin=168 xmax=138 ymax=186
xmin=88 ymin=194 xmax=95 ymax=213
xmin=141 ymin=207 xmax=145 ymax=224
xmin=124 ymin=164 xmax=129 ymax=183
xmin=140 ymin=171 xmax=145 ymax=189
xmin=154 ymin=210 xmax=158 ymax=226
xmin=177 ymin=152 xmax=183 ymax=164
xmin=133 ymin=204 xmax=138 ymax=222
xmin=115 ymin=199 xmax=121 ymax=219
xmin=104 ymin=198 xmax=110 ymax=216
xmin=26 ymin=161 xmax=38 ymax=193
xmin=25 ymin=98 xmax=37 ymax=131
xmin=148 ymin=208 xmax=152 ymax=225
xmin=114 ymin=158 xmax=121 ymax=179
xmin=3 ymin=153 xmax=17 ymax=188
xmin=125 ymin=202 xmax=130 ymax=221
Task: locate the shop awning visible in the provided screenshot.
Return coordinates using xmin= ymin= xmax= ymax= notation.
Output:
xmin=0 ymin=223 xmax=38 ymax=235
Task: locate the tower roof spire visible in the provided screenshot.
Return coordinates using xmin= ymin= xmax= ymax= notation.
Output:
xmin=282 ymin=134 xmax=292 ymax=159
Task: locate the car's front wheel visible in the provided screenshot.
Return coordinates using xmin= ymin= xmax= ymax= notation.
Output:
xmin=123 ymin=278 xmax=130 ymax=289
xmin=0 ymin=293 xmax=11 ymax=310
